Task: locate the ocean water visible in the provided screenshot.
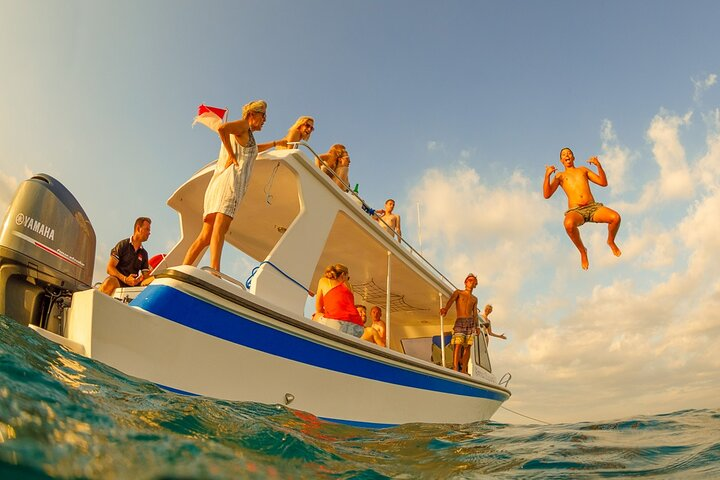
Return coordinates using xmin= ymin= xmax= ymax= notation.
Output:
xmin=0 ymin=314 xmax=718 ymax=480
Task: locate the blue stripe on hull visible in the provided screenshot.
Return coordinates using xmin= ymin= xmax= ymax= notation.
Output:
xmin=157 ymin=382 xmax=397 ymax=428
xmin=132 ymin=284 xmax=508 ymax=402
xmin=156 ymin=383 xmax=199 ymax=396
xmin=317 ymin=417 xmax=397 ymax=429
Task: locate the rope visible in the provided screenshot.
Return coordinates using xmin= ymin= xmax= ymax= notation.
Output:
xmin=264 ymin=161 xmax=280 ymax=205
xmin=499 ymin=405 xmax=551 ymax=425
xmin=245 ymin=261 xmax=315 ymax=296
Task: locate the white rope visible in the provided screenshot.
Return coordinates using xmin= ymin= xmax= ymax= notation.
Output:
xmin=499 ymin=405 xmax=551 ymax=425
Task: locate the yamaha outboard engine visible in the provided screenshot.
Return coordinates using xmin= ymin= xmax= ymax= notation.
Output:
xmin=0 ymin=174 xmax=95 ymax=332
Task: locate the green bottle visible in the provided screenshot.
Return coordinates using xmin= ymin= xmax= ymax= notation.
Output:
xmin=353 ymin=183 xmax=359 ymax=193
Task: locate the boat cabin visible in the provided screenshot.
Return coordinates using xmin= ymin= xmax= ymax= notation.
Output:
xmin=146 ymin=145 xmax=494 ymax=377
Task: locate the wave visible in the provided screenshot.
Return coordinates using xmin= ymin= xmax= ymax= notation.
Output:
xmin=0 ymin=314 xmax=718 ymax=479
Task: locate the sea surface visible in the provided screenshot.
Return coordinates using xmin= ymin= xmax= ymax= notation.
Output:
xmin=0 ymin=314 xmax=718 ymax=479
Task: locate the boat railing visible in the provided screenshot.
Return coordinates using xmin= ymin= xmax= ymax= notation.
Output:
xmin=245 ymin=260 xmax=315 ymax=297
xmin=200 ymin=266 xmax=246 ymax=290
xmin=289 ymin=141 xmax=459 ymax=292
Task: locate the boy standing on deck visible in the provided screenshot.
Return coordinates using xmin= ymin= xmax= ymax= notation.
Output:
xmin=374 ymin=199 xmax=402 ymax=243
xmin=440 ymin=273 xmax=479 ymax=373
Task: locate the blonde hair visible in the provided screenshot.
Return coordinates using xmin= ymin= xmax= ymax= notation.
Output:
xmin=288 ymin=116 xmax=315 ymax=140
xmin=242 ymin=100 xmax=267 ymax=119
xmin=324 ymin=263 xmax=349 ymax=280
xmin=329 ymin=144 xmax=346 ymax=159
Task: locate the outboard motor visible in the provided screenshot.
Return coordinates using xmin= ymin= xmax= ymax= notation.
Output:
xmin=0 ymin=174 xmax=95 ymax=332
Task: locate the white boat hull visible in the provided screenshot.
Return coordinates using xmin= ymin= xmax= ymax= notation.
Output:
xmin=2 ymin=155 xmax=512 ymax=428
xmin=65 ymin=270 xmax=509 ymax=427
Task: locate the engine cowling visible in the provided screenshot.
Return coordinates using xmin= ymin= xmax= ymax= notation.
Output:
xmin=0 ymin=174 xmax=95 ymax=327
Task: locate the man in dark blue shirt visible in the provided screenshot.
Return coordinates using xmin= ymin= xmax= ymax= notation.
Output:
xmin=99 ymin=217 xmax=152 ymax=295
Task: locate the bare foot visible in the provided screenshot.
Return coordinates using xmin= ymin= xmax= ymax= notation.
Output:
xmin=608 ymin=241 xmax=622 ymax=257
xmin=580 ymin=248 xmax=589 ymax=270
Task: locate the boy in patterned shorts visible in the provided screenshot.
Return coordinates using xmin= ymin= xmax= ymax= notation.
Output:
xmin=440 ymin=273 xmax=479 ymax=373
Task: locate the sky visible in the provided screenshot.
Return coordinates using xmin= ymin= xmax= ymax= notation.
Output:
xmin=1 ymin=0 xmax=719 ymax=425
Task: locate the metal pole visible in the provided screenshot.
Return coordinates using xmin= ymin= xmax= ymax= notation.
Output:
xmin=386 ymin=250 xmax=391 ymax=348
xmin=439 ymin=292 xmax=446 ymax=368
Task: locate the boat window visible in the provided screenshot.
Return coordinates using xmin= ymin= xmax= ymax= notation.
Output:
xmin=474 ymin=332 xmax=492 ymax=372
xmin=401 ymin=335 xmax=453 ymax=368
xmin=400 ymin=337 xmax=433 ymax=362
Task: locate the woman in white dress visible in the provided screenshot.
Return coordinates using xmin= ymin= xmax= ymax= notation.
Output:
xmin=182 ymin=100 xmax=285 ymax=273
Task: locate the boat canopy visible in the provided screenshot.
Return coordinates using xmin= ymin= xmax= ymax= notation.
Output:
xmin=155 ymin=148 xmax=470 ymax=353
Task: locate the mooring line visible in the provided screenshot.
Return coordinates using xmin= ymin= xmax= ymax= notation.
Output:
xmin=499 ymin=405 xmax=551 ymax=425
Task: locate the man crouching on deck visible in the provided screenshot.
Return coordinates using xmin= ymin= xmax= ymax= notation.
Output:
xmin=543 ymin=147 xmax=622 ymax=270
xmin=440 ymin=273 xmax=479 ymax=374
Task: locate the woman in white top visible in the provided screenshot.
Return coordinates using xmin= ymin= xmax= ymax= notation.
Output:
xmin=182 ymin=100 xmax=285 ymax=273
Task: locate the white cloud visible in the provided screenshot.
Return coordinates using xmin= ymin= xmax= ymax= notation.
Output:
xmin=508 ymin=169 xmax=530 ymax=189
xmin=0 ymin=171 xmax=20 ymax=215
xmin=408 ymin=113 xmax=720 ymax=423
xmin=495 ymin=259 xmax=720 ymax=422
xmin=679 ymin=189 xmax=720 ymax=276
xmin=646 ymin=110 xmax=694 ymax=200
xmin=600 ymin=119 xmax=633 ymax=194
xmin=426 ymin=141 xmax=440 ymax=151
xmin=408 ymin=164 xmax=552 ymax=246
xmin=613 ymin=181 xmax=656 ymax=214
xmin=692 ymin=73 xmax=717 ymax=102
xmin=630 ymin=228 xmax=677 ymax=269
xmin=696 ymin=108 xmax=720 ymax=190
xmin=0 ymin=168 xmax=35 ymax=217
xmin=407 ymin=163 xmax=558 ymax=297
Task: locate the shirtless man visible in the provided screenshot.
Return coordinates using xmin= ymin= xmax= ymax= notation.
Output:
xmin=543 ymin=147 xmax=622 ymax=270
xmin=355 ymin=304 xmax=386 ymax=346
xmin=440 ymin=273 xmax=479 ymax=373
xmin=375 ymin=199 xmax=402 ymax=243
xmin=369 ymin=306 xmax=386 ymax=347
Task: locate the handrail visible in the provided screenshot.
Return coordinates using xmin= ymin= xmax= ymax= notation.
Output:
xmin=200 ymin=266 xmax=247 ymax=290
xmin=290 ymin=141 xmax=459 ymax=292
xmin=245 ymin=260 xmax=315 ymax=297
xmin=289 ymin=140 xmax=360 ymax=194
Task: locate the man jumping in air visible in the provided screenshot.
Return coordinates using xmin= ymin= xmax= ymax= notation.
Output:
xmin=543 ymin=147 xmax=621 ymax=270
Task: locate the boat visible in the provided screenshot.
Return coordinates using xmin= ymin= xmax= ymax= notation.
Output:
xmin=0 ymin=144 xmax=511 ymax=427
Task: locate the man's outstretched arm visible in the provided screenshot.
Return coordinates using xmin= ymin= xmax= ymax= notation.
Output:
xmin=440 ymin=290 xmax=459 ymax=316
xmin=543 ymin=165 xmax=560 ymax=198
xmin=586 ymin=156 xmax=608 ymax=187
